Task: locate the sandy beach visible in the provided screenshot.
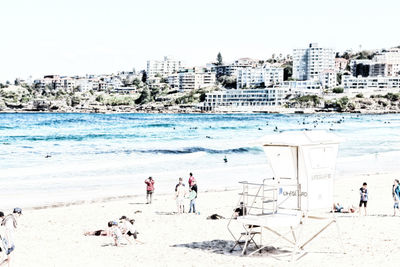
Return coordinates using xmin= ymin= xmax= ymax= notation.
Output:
xmin=3 ymin=171 xmax=400 ymax=267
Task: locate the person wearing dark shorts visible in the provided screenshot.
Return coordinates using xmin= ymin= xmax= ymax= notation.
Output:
xmin=359 ymin=182 xmax=368 ymax=216
xmin=144 ymin=177 xmax=155 ymax=204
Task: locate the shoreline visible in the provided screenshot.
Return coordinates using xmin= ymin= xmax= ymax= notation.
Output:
xmin=15 ymin=168 xmax=400 ymax=212
xmin=24 ymin=186 xmax=239 ymax=211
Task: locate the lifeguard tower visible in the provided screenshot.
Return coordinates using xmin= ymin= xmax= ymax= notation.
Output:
xmin=227 ymin=131 xmax=344 ymax=260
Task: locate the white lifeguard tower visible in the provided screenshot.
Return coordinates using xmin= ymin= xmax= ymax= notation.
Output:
xmin=227 ymin=131 xmax=344 ymax=260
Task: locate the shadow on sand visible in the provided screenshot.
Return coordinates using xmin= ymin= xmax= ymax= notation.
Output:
xmin=171 ymin=239 xmax=290 ymax=257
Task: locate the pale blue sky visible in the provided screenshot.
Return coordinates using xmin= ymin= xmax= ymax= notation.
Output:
xmin=0 ymin=0 xmax=399 ymax=82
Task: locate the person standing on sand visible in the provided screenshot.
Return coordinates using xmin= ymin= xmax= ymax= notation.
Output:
xmin=0 ymin=208 xmax=22 ymax=267
xmin=359 ymin=182 xmax=368 ymax=216
xmin=188 ymin=180 xmax=198 ymax=213
xmin=188 ymin=172 xmax=196 ymax=187
xmin=176 ymin=178 xmax=187 ymax=214
xmin=144 ymin=177 xmax=155 ymax=204
xmin=392 ymin=179 xmax=400 ymax=216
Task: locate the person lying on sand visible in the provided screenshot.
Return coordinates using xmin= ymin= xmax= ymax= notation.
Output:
xmin=332 ymin=203 xmax=356 ymax=213
xmin=84 ymin=221 xmax=130 ymax=246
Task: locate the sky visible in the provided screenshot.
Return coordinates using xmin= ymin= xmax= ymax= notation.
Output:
xmin=1 ymin=0 xmax=399 ymax=82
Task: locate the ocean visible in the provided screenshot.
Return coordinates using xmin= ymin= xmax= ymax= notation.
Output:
xmin=1 ymin=113 xmax=400 ymax=209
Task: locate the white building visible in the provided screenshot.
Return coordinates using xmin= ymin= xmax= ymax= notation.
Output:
xmin=342 ymin=75 xmax=400 ymax=93
xmin=62 ymin=78 xmax=76 ymax=91
xmin=237 ymin=67 xmax=283 ymax=89
xmin=146 ymin=56 xmax=182 ymax=78
xmin=173 ymin=68 xmax=216 ymax=91
xmin=318 ymin=70 xmax=337 ymax=89
xmin=167 ymin=74 xmax=179 ymax=88
xmin=282 ymin=80 xmax=323 ymax=95
xmin=372 ymin=48 xmax=400 ymax=76
xmin=76 ymin=79 xmax=95 ymax=92
xmin=203 ymin=88 xmax=288 ymax=110
xmin=293 ymin=43 xmax=335 ymax=80
xmin=335 ymin=58 xmax=348 ymax=73
xmin=212 ymin=58 xmax=258 ymax=77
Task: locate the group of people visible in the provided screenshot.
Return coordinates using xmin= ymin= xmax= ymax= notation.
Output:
xmin=175 ymin=173 xmax=198 ymax=214
xmin=333 ymin=180 xmax=400 ymax=216
xmin=333 ymin=182 xmax=368 ymax=215
xmin=84 ymin=215 xmax=141 ymax=246
xmin=0 ymin=208 xmax=22 ymax=267
xmin=144 ymin=172 xmax=199 ymax=214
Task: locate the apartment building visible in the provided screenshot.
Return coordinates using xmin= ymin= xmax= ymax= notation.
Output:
xmin=282 ymin=80 xmax=323 ymax=95
xmin=350 ymin=60 xmax=372 ymax=77
xmin=293 ymin=43 xmax=335 ymax=80
xmin=350 ymin=49 xmax=400 ymax=77
xmin=342 ymin=75 xmax=400 ymax=93
xmin=212 ymin=58 xmax=258 ymax=77
xmin=178 ymin=70 xmax=216 ymax=91
xmin=335 ymin=58 xmax=348 ymax=73
xmin=318 ymin=70 xmax=337 ymax=89
xmin=146 ymin=56 xmax=182 ymax=78
xmin=167 ymin=74 xmax=179 ymax=88
xmin=203 ymin=88 xmax=288 ymax=110
xmin=236 ymin=67 xmax=283 ymax=89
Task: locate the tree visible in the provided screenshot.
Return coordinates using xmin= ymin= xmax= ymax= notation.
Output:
xmin=336 ymin=73 xmax=342 ymax=85
xmin=141 ymin=71 xmax=147 ymax=83
xmin=132 ymin=78 xmax=141 ymax=87
xmin=283 ymin=64 xmax=293 ymax=81
xmin=216 ymin=52 xmax=223 ymax=66
xmin=217 ymin=75 xmax=236 ymax=89
xmin=135 ymin=86 xmax=151 ymax=104
xmin=336 ymin=97 xmax=349 ymax=111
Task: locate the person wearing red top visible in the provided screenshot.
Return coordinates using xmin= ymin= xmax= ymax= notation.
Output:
xmin=144 ymin=177 xmax=155 ymax=204
xmin=188 ymin=172 xmax=196 ymax=187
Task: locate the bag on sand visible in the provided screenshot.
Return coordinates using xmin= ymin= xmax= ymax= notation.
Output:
xmin=207 ymin=214 xmax=225 ymax=220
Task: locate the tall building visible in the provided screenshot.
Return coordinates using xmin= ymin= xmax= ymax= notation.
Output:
xmin=293 ymin=43 xmax=335 ymax=80
xmin=146 ymin=56 xmax=182 ymax=78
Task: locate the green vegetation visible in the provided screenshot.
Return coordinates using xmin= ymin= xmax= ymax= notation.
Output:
xmin=356 ymin=93 xmax=364 ymax=98
xmin=384 ymin=92 xmax=400 ymax=101
xmin=290 ymin=95 xmax=321 ymax=108
xmin=217 ymin=75 xmax=236 ymax=89
xmin=332 ymin=87 xmax=344 ymax=94
xmin=135 ymin=87 xmax=151 ymax=104
xmin=216 ymin=52 xmax=223 ymax=66
xmin=282 ymin=62 xmax=293 ymax=81
xmin=141 ymin=71 xmax=147 ymax=83
xmin=336 ymin=73 xmax=342 ymax=85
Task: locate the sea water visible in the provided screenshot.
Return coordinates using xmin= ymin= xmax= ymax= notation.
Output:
xmin=1 ymin=113 xmax=400 ymax=209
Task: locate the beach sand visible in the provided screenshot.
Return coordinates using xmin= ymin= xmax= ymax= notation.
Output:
xmin=5 ymin=171 xmax=400 ymax=267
